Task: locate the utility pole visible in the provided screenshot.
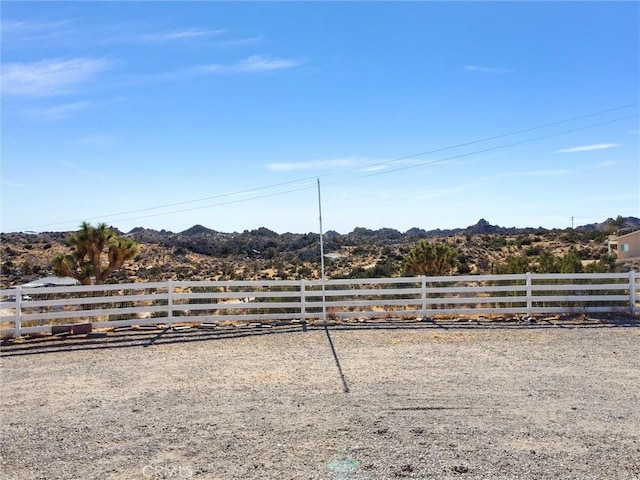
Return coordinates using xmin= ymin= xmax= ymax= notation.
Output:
xmin=317 ymin=179 xmax=327 ymax=328
xmin=317 ymin=178 xmax=350 ymax=393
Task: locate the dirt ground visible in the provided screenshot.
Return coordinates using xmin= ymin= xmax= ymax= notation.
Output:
xmin=1 ymin=320 xmax=639 ymax=480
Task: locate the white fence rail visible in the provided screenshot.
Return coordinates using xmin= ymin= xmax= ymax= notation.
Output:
xmin=1 ymin=272 xmax=638 ymax=338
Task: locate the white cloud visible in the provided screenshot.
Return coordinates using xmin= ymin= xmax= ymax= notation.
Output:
xmin=59 ymin=159 xmax=105 ymax=181
xmin=73 ymin=134 xmax=119 ymax=148
xmin=22 ymin=101 xmax=90 ymax=121
xmin=495 ymin=169 xmax=571 ymax=178
xmin=137 ymin=28 xmax=223 ymax=42
xmin=464 ymin=65 xmax=513 ymax=74
xmin=266 ymin=158 xmax=355 ymax=172
xmin=2 ymin=57 xmax=112 ymax=96
xmin=201 ymin=55 xmax=303 ymax=74
xmin=236 ymin=56 xmax=301 ymax=72
xmin=1 ymin=19 xmax=74 ymax=45
xmin=592 ymin=160 xmax=621 ymax=168
xmin=3 ymin=181 xmax=27 ymax=189
xmin=217 ymin=36 xmax=264 ymax=48
xmin=359 ymin=165 xmax=387 ymax=173
xmin=555 ymin=144 xmax=618 ymax=153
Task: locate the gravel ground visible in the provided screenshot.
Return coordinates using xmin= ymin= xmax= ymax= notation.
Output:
xmin=1 ymin=321 xmax=640 ymax=480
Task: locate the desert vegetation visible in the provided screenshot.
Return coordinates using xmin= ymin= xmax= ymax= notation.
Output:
xmin=1 ymin=217 xmax=639 ymax=289
xmin=51 ymin=222 xmax=138 ymax=285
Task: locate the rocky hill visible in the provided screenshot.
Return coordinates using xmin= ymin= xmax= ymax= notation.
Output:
xmin=1 ymin=217 xmax=639 ymax=288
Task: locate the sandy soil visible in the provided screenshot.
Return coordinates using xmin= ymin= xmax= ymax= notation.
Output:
xmin=1 ymin=321 xmax=639 ymax=480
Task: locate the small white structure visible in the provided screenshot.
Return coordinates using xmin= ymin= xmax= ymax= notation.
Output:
xmin=21 ymin=276 xmax=80 ymax=288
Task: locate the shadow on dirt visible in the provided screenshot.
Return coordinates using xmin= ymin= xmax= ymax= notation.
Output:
xmin=2 ymin=314 xmax=639 ymax=358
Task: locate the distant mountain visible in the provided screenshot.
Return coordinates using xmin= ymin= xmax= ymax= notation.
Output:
xmin=3 ymin=216 xmax=639 ymax=287
xmin=127 ymin=227 xmax=173 ymax=236
xmin=466 ymin=218 xmax=498 ymax=235
xmin=119 ymin=216 xmax=640 ymax=267
xmin=121 ymin=216 xmax=640 ymax=241
xmin=180 ymin=224 xmax=218 ymax=236
xmin=576 ymin=216 xmax=640 ymax=234
xmin=120 ymin=217 xmax=640 ymax=259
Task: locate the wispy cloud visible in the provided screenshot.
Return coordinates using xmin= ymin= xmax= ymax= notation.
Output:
xmin=464 ymin=65 xmax=513 ymax=75
xmin=217 ymin=36 xmax=264 ymax=48
xmin=266 ymin=158 xmax=355 ymax=172
xmin=1 ymin=19 xmax=74 ymax=45
xmin=133 ymin=27 xmax=264 ymax=49
xmin=22 ymin=101 xmax=91 ymax=121
xmin=201 ymin=55 xmax=304 ymax=74
xmin=592 ymin=160 xmax=621 ymax=168
xmin=555 ymin=144 xmax=618 ymax=153
xmin=3 ymin=180 xmax=27 ymax=189
xmin=2 ymin=57 xmax=112 ymax=97
xmin=495 ymin=169 xmax=571 ymax=178
xmin=59 ymin=159 xmax=106 ymax=181
xmin=359 ymin=165 xmax=387 ymax=173
xmin=73 ymin=134 xmax=120 ymax=148
xmin=6 ymin=17 xmax=261 ymax=51
xmin=137 ymin=27 xmax=223 ymax=42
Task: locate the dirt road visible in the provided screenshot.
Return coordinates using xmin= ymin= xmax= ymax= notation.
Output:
xmin=1 ymin=322 xmax=639 ymax=479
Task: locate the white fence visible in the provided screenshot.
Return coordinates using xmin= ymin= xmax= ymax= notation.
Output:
xmin=1 ymin=272 xmax=638 ymax=338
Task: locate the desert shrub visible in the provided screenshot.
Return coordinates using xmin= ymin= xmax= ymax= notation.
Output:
xmin=536 ymin=250 xmax=559 ymax=273
xmin=558 ymin=249 xmax=583 ymax=273
xmin=457 ymin=260 xmax=472 ymax=275
xmin=494 ymin=255 xmax=530 ymax=274
xmin=524 ymin=245 xmax=543 ymax=257
xmin=297 ymin=265 xmax=313 ymax=278
xmin=403 ymin=241 xmax=458 ymax=276
xmin=515 ymin=235 xmax=533 ymax=247
xmin=584 ymin=253 xmax=617 ymax=273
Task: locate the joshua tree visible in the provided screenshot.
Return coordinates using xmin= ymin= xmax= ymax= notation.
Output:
xmin=402 ymin=240 xmax=458 ymax=276
xmin=52 ymin=222 xmax=138 ymax=285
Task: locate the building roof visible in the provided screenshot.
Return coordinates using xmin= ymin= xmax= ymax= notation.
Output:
xmin=614 ymin=230 xmax=640 ymax=241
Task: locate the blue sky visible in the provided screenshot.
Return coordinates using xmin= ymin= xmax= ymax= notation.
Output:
xmin=2 ymin=1 xmax=639 ymax=234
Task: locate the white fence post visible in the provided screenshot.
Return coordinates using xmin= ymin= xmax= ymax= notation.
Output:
xmin=421 ymin=276 xmax=427 ymax=319
xmin=300 ymin=279 xmax=306 ymax=322
xmin=526 ymin=272 xmax=533 ymax=317
xmin=630 ymin=270 xmax=637 ymax=317
xmin=3 ymin=273 xmax=638 ymax=339
xmin=15 ymin=286 xmax=22 ymax=337
xmin=167 ymin=279 xmax=174 ymax=327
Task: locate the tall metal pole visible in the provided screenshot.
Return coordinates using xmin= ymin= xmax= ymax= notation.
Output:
xmin=317 ymin=179 xmax=349 ymax=393
xmin=317 ymin=179 xmax=328 ymax=327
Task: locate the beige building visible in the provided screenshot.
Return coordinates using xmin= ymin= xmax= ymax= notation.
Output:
xmin=608 ymin=230 xmax=640 ymax=260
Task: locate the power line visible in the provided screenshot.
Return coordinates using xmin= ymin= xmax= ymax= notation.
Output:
xmin=66 ymin=113 xmax=638 ymax=228
xmin=85 ymin=183 xmax=317 ymax=226
xmin=347 ymin=102 xmax=639 ymax=171
xmin=22 ymin=176 xmax=326 ymax=229
xmin=329 ymin=114 xmax=638 ymax=182
xmin=12 ymin=103 xmax=639 ymax=231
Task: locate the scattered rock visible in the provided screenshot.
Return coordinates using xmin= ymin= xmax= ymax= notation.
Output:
xmin=451 ymin=465 xmax=469 ymax=474
xmin=393 ymin=464 xmax=415 ymax=477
